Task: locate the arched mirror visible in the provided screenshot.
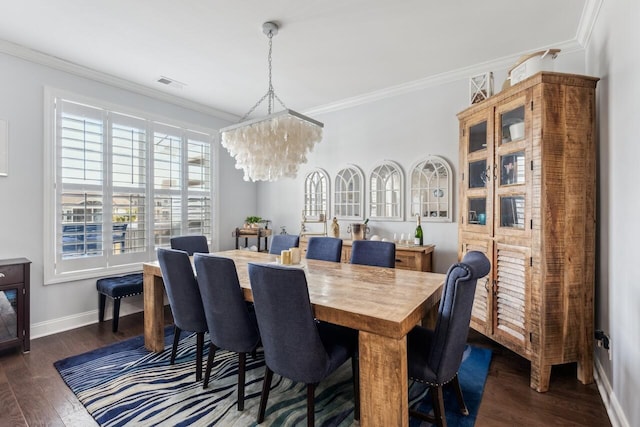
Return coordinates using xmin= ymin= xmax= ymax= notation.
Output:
xmin=368 ymin=160 xmax=404 ymax=221
xmin=334 ymin=164 xmax=364 ymax=220
xmin=303 ymin=168 xmax=329 ymax=220
xmin=409 ymin=155 xmax=453 ymax=222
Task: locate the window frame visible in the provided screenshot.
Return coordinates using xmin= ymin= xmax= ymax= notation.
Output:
xmin=43 ymin=88 xmax=218 ymax=284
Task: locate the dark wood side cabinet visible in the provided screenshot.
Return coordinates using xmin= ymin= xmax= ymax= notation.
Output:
xmin=0 ymin=258 xmax=31 ymax=352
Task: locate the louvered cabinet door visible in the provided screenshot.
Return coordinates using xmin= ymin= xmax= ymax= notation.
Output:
xmin=493 ymin=243 xmax=531 ymax=356
xmin=460 ymin=237 xmax=493 ymax=335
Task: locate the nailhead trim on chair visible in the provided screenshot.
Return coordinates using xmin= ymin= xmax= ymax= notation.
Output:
xmin=97 ymin=273 xmax=144 ymax=332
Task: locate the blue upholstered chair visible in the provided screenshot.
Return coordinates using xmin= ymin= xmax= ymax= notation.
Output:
xmin=305 ymin=236 xmax=343 ymax=262
xmin=247 ymin=263 xmax=359 ymax=426
xmin=156 ymin=248 xmax=208 ymax=381
xmin=350 ymin=240 xmax=396 ymax=268
xmin=170 ymin=235 xmax=209 ymax=255
xmin=268 ymin=234 xmax=300 ymax=255
xmin=193 ymin=254 xmax=261 ymax=410
xmin=407 ymin=251 xmax=491 ymax=427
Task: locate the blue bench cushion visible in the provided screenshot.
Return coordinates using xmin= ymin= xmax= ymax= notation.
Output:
xmin=97 ymin=273 xmax=144 ymax=299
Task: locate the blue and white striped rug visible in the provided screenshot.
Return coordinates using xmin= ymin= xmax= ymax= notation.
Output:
xmin=54 ymin=329 xmax=491 ymax=426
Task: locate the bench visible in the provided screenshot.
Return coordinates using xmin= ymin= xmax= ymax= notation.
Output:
xmin=97 ymin=272 xmax=143 ymax=332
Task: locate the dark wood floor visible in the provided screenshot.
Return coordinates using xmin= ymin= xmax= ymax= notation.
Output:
xmin=0 ymin=311 xmax=611 ymax=426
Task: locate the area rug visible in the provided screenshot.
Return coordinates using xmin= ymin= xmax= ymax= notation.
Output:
xmin=54 ymin=329 xmax=491 ymax=426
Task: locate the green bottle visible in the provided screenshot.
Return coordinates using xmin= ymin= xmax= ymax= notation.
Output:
xmin=414 ymin=214 xmax=423 ymax=246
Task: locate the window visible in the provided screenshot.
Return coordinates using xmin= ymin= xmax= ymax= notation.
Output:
xmin=334 ymin=165 xmax=364 ymax=220
xmin=369 ymin=161 xmax=404 ymax=221
xmin=45 ymin=91 xmax=216 ymax=283
xmin=409 ymin=156 xmax=453 ymax=222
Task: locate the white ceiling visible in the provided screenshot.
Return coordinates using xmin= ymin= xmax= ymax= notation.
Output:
xmin=0 ymin=0 xmax=593 ymax=118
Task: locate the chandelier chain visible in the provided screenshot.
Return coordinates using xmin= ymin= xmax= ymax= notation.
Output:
xmin=238 ymin=26 xmax=287 ymax=122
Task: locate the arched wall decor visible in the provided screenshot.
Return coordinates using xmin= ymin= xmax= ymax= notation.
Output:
xmin=334 ymin=164 xmax=364 ymax=220
xmin=368 ymin=160 xmax=404 ymax=221
xmin=303 ymin=168 xmax=329 ymax=220
xmin=409 ymin=155 xmax=453 ymax=222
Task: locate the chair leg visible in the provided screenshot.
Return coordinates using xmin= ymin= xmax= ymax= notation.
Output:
xmin=195 ymin=332 xmax=204 ymax=382
xmin=238 ymin=352 xmax=247 ymax=411
xmin=112 ymin=298 xmax=121 ymax=333
xmin=170 ymin=326 xmax=181 ymax=365
xmin=306 ymin=383 xmax=316 ymax=427
xmin=351 ymin=355 xmax=360 ymax=420
xmin=451 ymin=374 xmax=469 ymax=416
xmin=98 ymin=293 xmax=106 ymax=322
xmin=257 ymin=366 xmax=273 ymax=424
xmin=203 ymin=343 xmax=217 ymax=389
xmin=430 ymin=385 xmax=447 ymax=427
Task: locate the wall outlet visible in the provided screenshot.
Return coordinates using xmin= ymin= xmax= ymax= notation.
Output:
xmin=595 ymin=330 xmax=612 ymax=360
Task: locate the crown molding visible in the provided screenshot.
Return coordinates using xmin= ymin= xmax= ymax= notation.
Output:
xmin=576 ymin=0 xmax=604 ymax=48
xmin=0 ymin=38 xmax=239 ymax=122
xmin=305 ymin=38 xmax=584 ymax=116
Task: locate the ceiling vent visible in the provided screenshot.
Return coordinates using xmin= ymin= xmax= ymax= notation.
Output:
xmin=156 ymin=76 xmax=185 ymax=89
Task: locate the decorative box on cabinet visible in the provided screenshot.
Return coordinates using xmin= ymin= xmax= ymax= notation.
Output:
xmin=457 ymin=72 xmax=598 ymax=392
xmin=299 ymin=237 xmax=435 ymax=272
xmin=0 ymin=258 xmax=31 ymax=353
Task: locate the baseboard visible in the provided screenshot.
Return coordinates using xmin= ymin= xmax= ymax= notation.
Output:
xmin=31 ymin=301 xmax=144 ymax=339
xmin=594 ymin=356 xmax=630 ymax=427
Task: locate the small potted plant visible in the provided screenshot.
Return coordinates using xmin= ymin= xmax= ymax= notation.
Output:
xmin=244 ymin=216 xmax=263 ymax=229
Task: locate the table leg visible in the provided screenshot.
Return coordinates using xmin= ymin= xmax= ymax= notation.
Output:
xmin=143 ymin=266 xmax=165 ymax=352
xmin=358 ymin=331 xmax=408 ymax=427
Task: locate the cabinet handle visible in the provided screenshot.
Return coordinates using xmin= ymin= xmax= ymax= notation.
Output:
xmin=493 ymin=163 xmax=498 ymax=180
xmin=0 ymin=273 xmax=4 ymax=278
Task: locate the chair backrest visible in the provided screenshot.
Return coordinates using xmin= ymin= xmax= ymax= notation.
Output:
xmin=350 ymin=240 xmax=396 ymax=268
xmin=268 ymin=234 xmax=300 ymax=255
xmin=428 ymin=250 xmax=491 ymax=383
xmin=193 ymin=254 xmax=260 ymax=353
xmin=157 ymin=248 xmax=207 ymax=333
xmin=305 ymin=237 xmax=343 ymax=262
xmin=170 ymin=235 xmax=209 ymax=255
xmin=247 ymin=263 xmax=331 ymax=384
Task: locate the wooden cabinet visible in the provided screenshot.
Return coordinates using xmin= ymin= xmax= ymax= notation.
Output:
xmin=0 ymin=258 xmax=31 ymax=353
xmin=457 ymin=72 xmax=598 ymax=392
xmin=299 ymin=238 xmax=435 ymax=272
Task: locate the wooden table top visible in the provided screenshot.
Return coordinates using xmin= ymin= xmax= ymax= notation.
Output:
xmin=144 ymin=249 xmax=445 ymax=339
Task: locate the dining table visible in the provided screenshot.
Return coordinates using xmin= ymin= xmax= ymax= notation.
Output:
xmin=143 ymin=249 xmax=445 ymax=427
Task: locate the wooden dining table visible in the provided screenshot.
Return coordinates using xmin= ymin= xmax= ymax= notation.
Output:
xmin=143 ymin=249 xmax=445 ymax=427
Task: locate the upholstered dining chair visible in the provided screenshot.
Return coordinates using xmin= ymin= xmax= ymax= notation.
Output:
xmin=193 ymin=253 xmax=261 ymax=410
xmin=268 ymin=234 xmax=300 ymax=255
xmin=305 ymin=236 xmax=343 ymax=262
xmin=407 ymin=250 xmax=491 ymax=427
xmin=247 ymin=263 xmax=360 ymax=426
xmin=156 ymin=248 xmax=208 ymax=381
xmin=170 ymin=235 xmax=209 ymax=255
xmin=349 ymin=240 xmax=396 ymax=268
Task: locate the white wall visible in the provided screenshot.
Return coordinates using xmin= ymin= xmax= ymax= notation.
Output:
xmin=257 ymin=50 xmax=586 ymax=273
xmin=587 ymin=0 xmax=640 ymax=426
xmin=0 ymin=52 xmax=257 ymax=336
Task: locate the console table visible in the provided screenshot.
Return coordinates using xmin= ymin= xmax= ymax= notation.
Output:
xmin=299 ymin=238 xmax=435 ymax=272
xmin=233 ymin=227 xmax=272 ymax=252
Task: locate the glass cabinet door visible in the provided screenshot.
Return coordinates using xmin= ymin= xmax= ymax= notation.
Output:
xmin=0 ymin=288 xmax=20 ymax=343
xmin=461 ymin=111 xmax=493 ymax=233
xmin=494 ymin=94 xmax=531 ymax=237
